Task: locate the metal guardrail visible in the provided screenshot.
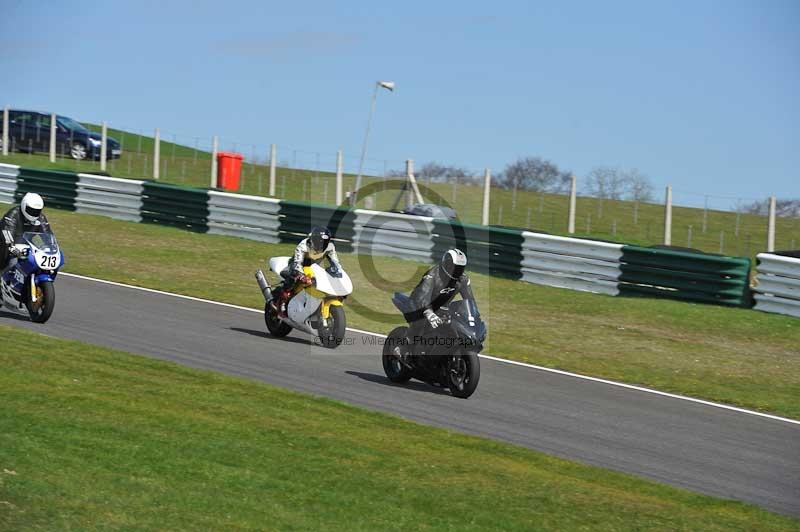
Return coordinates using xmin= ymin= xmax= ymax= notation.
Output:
xmin=0 ymin=163 xmax=19 ymax=204
xmin=754 ymin=253 xmax=800 ymax=318
xmin=433 ymin=221 xmax=525 ymax=279
xmin=16 ymin=167 xmax=78 ymax=210
xmin=278 ymin=200 xmax=356 ymax=252
xmin=141 ymin=181 xmax=209 ymax=233
xmin=521 ymin=232 xmax=623 ymax=296
xmin=207 ymin=190 xmax=280 ymax=243
xmin=353 ymin=209 xmax=434 ymax=263
xmin=1 ymin=165 xmax=786 ymax=312
xmin=618 ymin=246 xmax=752 ymax=307
xmin=76 ymin=174 xmax=144 ymax=222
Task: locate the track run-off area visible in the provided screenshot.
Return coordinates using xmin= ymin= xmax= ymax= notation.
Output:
xmin=2 ymin=273 xmax=798 ymax=517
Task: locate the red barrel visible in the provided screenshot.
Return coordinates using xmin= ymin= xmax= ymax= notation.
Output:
xmin=216 ymin=152 xmax=243 ymax=191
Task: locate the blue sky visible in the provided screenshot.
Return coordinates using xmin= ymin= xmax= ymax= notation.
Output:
xmin=2 ymin=0 xmax=798 ymax=207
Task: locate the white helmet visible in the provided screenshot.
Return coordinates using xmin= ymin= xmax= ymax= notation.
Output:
xmin=21 ymin=193 xmax=44 ymax=225
xmin=440 ymin=249 xmax=467 ymax=280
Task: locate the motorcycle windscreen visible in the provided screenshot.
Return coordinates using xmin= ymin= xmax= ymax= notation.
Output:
xmin=309 ymin=263 xmax=353 ymax=296
xmin=269 ymin=256 xmax=291 ymax=274
xmin=22 ymin=232 xmax=59 ymax=254
xmin=449 ymin=299 xmax=481 ymax=320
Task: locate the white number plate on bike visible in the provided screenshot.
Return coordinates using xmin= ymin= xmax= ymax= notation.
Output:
xmin=38 ymin=253 xmax=59 ymax=269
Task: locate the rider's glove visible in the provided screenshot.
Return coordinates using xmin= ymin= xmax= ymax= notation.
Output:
xmin=424 ymin=309 xmax=443 ymax=329
xmin=9 ymin=244 xmax=27 ymax=258
xmin=297 ymin=274 xmax=313 ymax=286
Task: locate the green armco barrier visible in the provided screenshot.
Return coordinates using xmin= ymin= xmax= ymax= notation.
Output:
xmin=141 ymin=182 xmax=208 ymax=233
xmin=619 ymin=245 xmax=751 ymax=307
xmin=620 ymin=246 xmax=751 ymax=276
xmin=432 ymin=221 xmax=524 ymax=279
xmin=16 ymin=167 xmax=78 ymax=211
xmin=278 ymin=200 xmax=356 ymax=252
xmin=618 ymin=283 xmax=750 ymax=306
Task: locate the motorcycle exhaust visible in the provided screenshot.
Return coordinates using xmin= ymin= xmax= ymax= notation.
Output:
xmin=255 ymin=269 xmax=272 ymax=301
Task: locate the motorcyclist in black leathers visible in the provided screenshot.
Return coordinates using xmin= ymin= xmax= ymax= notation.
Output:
xmin=406 ymin=248 xmax=474 ymax=342
xmin=0 ymin=192 xmax=52 ymax=272
xmin=274 ymin=226 xmax=343 ymax=318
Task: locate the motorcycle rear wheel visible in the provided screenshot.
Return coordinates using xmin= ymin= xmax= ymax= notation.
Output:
xmin=447 ymin=351 xmax=480 ymax=399
xmin=26 ymin=280 xmax=55 ymax=324
xmin=382 ymin=326 xmax=413 ymax=383
xmin=264 ymin=301 xmax=292 ymax=337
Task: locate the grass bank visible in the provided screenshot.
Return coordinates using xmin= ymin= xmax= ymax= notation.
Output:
xmin=1 ymin=325 xmax=796 ymax=531
xmin=3 ymin=202 xmax=797 ymax=418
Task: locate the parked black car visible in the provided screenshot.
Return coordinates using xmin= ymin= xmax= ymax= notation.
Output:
xmin=1 ymin=110 xmax=121 ymax=160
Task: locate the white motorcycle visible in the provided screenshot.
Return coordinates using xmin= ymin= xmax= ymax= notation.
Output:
xmin=255 ymin=257 xmax=353 ymax=348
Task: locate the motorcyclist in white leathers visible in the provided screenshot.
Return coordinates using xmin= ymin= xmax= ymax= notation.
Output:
xmin=274 ymin=226 xmax=343 ymax=318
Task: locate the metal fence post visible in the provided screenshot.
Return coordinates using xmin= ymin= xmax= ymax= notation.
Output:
xmin=269 ymin=143 xmax=277 ymax=196
xmin=335 ymin=150 xmax=343 ymax=205
xmin=767 ymin=196 xmax=776 ymax=252
xmin=568 ymin=174 xmax=577 ymax=234
xmin=100 ymin=122 xmax=108 ymax=172
xmin=1 ymin=107 xmax=8 ymax=156
xmin=211 ymin=136 xmax=219 ymax=188
xmin=49 ymin=112 xmax=57 ymax=163
xmin=481 ymin=168 xmax=491 ymax=226
xmin=153 ymin=128 xmax=161 ymax=180
xmin=664 ymin=185 xmax=672 ymax=245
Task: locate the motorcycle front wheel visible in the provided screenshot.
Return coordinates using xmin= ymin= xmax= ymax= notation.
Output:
xmin=319 ymin=305 xmax=346 ymax=349
xmin=447 ymin=351 xmax=480 ymax=399
xmin=26 ymin=280 xmax=55 ymax=324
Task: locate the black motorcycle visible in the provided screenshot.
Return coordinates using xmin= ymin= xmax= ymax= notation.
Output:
xmin=382 ymin=294 xmax=485 ymax=398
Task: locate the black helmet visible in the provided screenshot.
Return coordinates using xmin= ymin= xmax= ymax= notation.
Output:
xmin=440 ymin=249 xmax=467 ymax=280
xmin=309 ymin=226 xmax=332 ymax=253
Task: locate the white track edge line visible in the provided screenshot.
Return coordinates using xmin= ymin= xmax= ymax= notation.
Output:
xmin=60 ymin=272 xmax=800 ymax=426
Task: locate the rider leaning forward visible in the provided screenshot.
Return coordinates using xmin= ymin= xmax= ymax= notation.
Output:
xmin=407 ymin=248 xmax=475 ymax=340
xmin=0 ymin=193 xmax=52 ymax=272
xmin=274 ymin=226 xmax=343 ymax=318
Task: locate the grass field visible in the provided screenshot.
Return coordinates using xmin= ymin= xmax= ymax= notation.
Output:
xmin=1 ymin=325 xmax=796 ymax=531
xmin=3 ymin=202 xmax=797 ymax=418
xmin=2 ymin=125 xmax=798 ymax=257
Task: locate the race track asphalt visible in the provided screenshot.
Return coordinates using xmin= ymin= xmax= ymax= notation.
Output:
xmin=2 ymin=274 xmax=798 ymax=517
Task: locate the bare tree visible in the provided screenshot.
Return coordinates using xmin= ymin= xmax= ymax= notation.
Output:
xmin=584 ymin=166 xmax=654 ymax=201
xmin=387 ymin=162 xmax=477 ymax=183
xmin=584 ymin=166 xmax=627 ymax=199
xmin=625 ymin=168 xmax=654 ymax=202
xmin=498 ymin=156 xmax=571 ymax=193
xmin=744 ymin=198 xmax=800 ymax=217
xmin=418 ymin=162 xmax=475 ymax=183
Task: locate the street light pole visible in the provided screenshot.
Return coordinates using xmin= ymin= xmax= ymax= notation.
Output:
xmin=352 ymin=80 xmax=394 ymax=204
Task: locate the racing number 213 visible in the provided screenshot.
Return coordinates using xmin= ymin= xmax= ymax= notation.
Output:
xmin=40 ymin=255 xmax=58 ymax=269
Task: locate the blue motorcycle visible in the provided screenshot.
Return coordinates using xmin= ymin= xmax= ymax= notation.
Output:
xmin=0 ymin=232 xmax=64 ymax=323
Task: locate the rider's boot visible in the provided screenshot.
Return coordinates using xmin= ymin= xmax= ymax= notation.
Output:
xmin=276 ymin=288 xmax=291 ymax=319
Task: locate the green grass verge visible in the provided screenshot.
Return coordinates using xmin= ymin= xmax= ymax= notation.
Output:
xmin=1 ymin=325 xmax=796 ymax=531
xmin=2 ymin=125 xmax=798 ymax=257
xmin=3 ymin=202 xmax=797 ymax=419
